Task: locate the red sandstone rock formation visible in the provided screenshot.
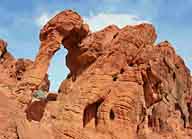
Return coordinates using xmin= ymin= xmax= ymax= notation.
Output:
xmin=0 ymin=39 xmax=50 ymax=101
xmin=0 ymin=10 xmax=192 ymax=139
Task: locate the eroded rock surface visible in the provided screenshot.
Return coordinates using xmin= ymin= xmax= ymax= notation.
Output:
xmin=56 ymin=23 xmax=192 ymax=138
xmin=0 ymin=39 xmax=50 ymax=138
xmin=0 ymin=10 xmax=192 ymax=139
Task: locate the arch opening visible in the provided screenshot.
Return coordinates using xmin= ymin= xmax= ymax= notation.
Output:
xmin=22 ymin=10 xmax=90 ymax=91
xmin=83 ymin=99 xmax=104 ymax=128
xmin=110 ymin=109 xmax=115 ymax=120
xmin=48 ymin=47 xmax=69 ymax=92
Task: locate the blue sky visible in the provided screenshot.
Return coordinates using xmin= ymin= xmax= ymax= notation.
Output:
xmin=0 ymin=0 xmax=191 ymax=91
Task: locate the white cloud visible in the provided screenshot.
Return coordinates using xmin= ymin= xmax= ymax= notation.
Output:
xmin=35 ymin=13 xmax=50 ymax=27
xmin=187 ymin=56 xmax=192 ymax=61
xmin=35 ymin=11 xmax=58 ymax=27
xmin=84 ymin=13 xmax=150 ymax=31
xmin=35 ymin=11 xmax=150 ymax=32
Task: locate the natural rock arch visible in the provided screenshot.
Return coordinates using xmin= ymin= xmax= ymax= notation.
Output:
xmin=23 ymin=10 xmax=89 ymax=88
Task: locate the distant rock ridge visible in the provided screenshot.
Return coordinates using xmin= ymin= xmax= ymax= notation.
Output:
xmin=0 ymin=10 xmax=192 ymax=139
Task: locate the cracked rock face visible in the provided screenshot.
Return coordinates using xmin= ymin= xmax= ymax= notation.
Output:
xmin=0 ymin=39 xmax=50 ymax=92
xmin=0 ymin=10 xmax=192 ymax=139
xmin=0 ymin=40 xmax=51 ymax=139
xmin=56 ymin=22 xmax=192 ymax=138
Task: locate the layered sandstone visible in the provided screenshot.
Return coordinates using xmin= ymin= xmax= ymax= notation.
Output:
xmin=0 ymin=10 xmax=192 ymax=139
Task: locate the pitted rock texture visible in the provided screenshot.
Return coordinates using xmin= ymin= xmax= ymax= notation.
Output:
xmin=0 ymin=39 xmax=51 ymax=139
xmin=0 ymin=10 xmax=192 ymax=139
xmin=0 ymin=39 xmax=50 ymax=96
xmin=56 ymin=24 xmax=192 ymax=139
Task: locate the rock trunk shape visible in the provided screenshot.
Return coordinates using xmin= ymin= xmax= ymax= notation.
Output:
xmin=0 ymin=10 xmax=192 ymax=139
xmin=23 ymin=10 xmax=89 ymax=86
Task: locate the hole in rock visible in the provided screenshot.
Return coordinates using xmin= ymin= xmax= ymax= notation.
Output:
xmin=173 ymin=72 xmax=176 ymax=80
xmin=129 ymin=63 xmax=134 ymax=67
xmin=113 ymin=33 xmax=118 ymax=39
xmin=113 ymin=76 xmax=117 ymax=81
xmin=17 ymin=77 xmax=21 ymax=81
xmin=48 ymin=47 xmax=69 ymax=92
xmin=58 ymin=89 xmax=61 ymax=93
xmin=120 ymin=68 xmax=125 ymax=74
xmin=83 ymin=99 xmax=104 ymax=128
xmin=110 ymin=109 xmax=115 ymax=120
xmin=112 ymin=73 xmax=118 ymax=81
